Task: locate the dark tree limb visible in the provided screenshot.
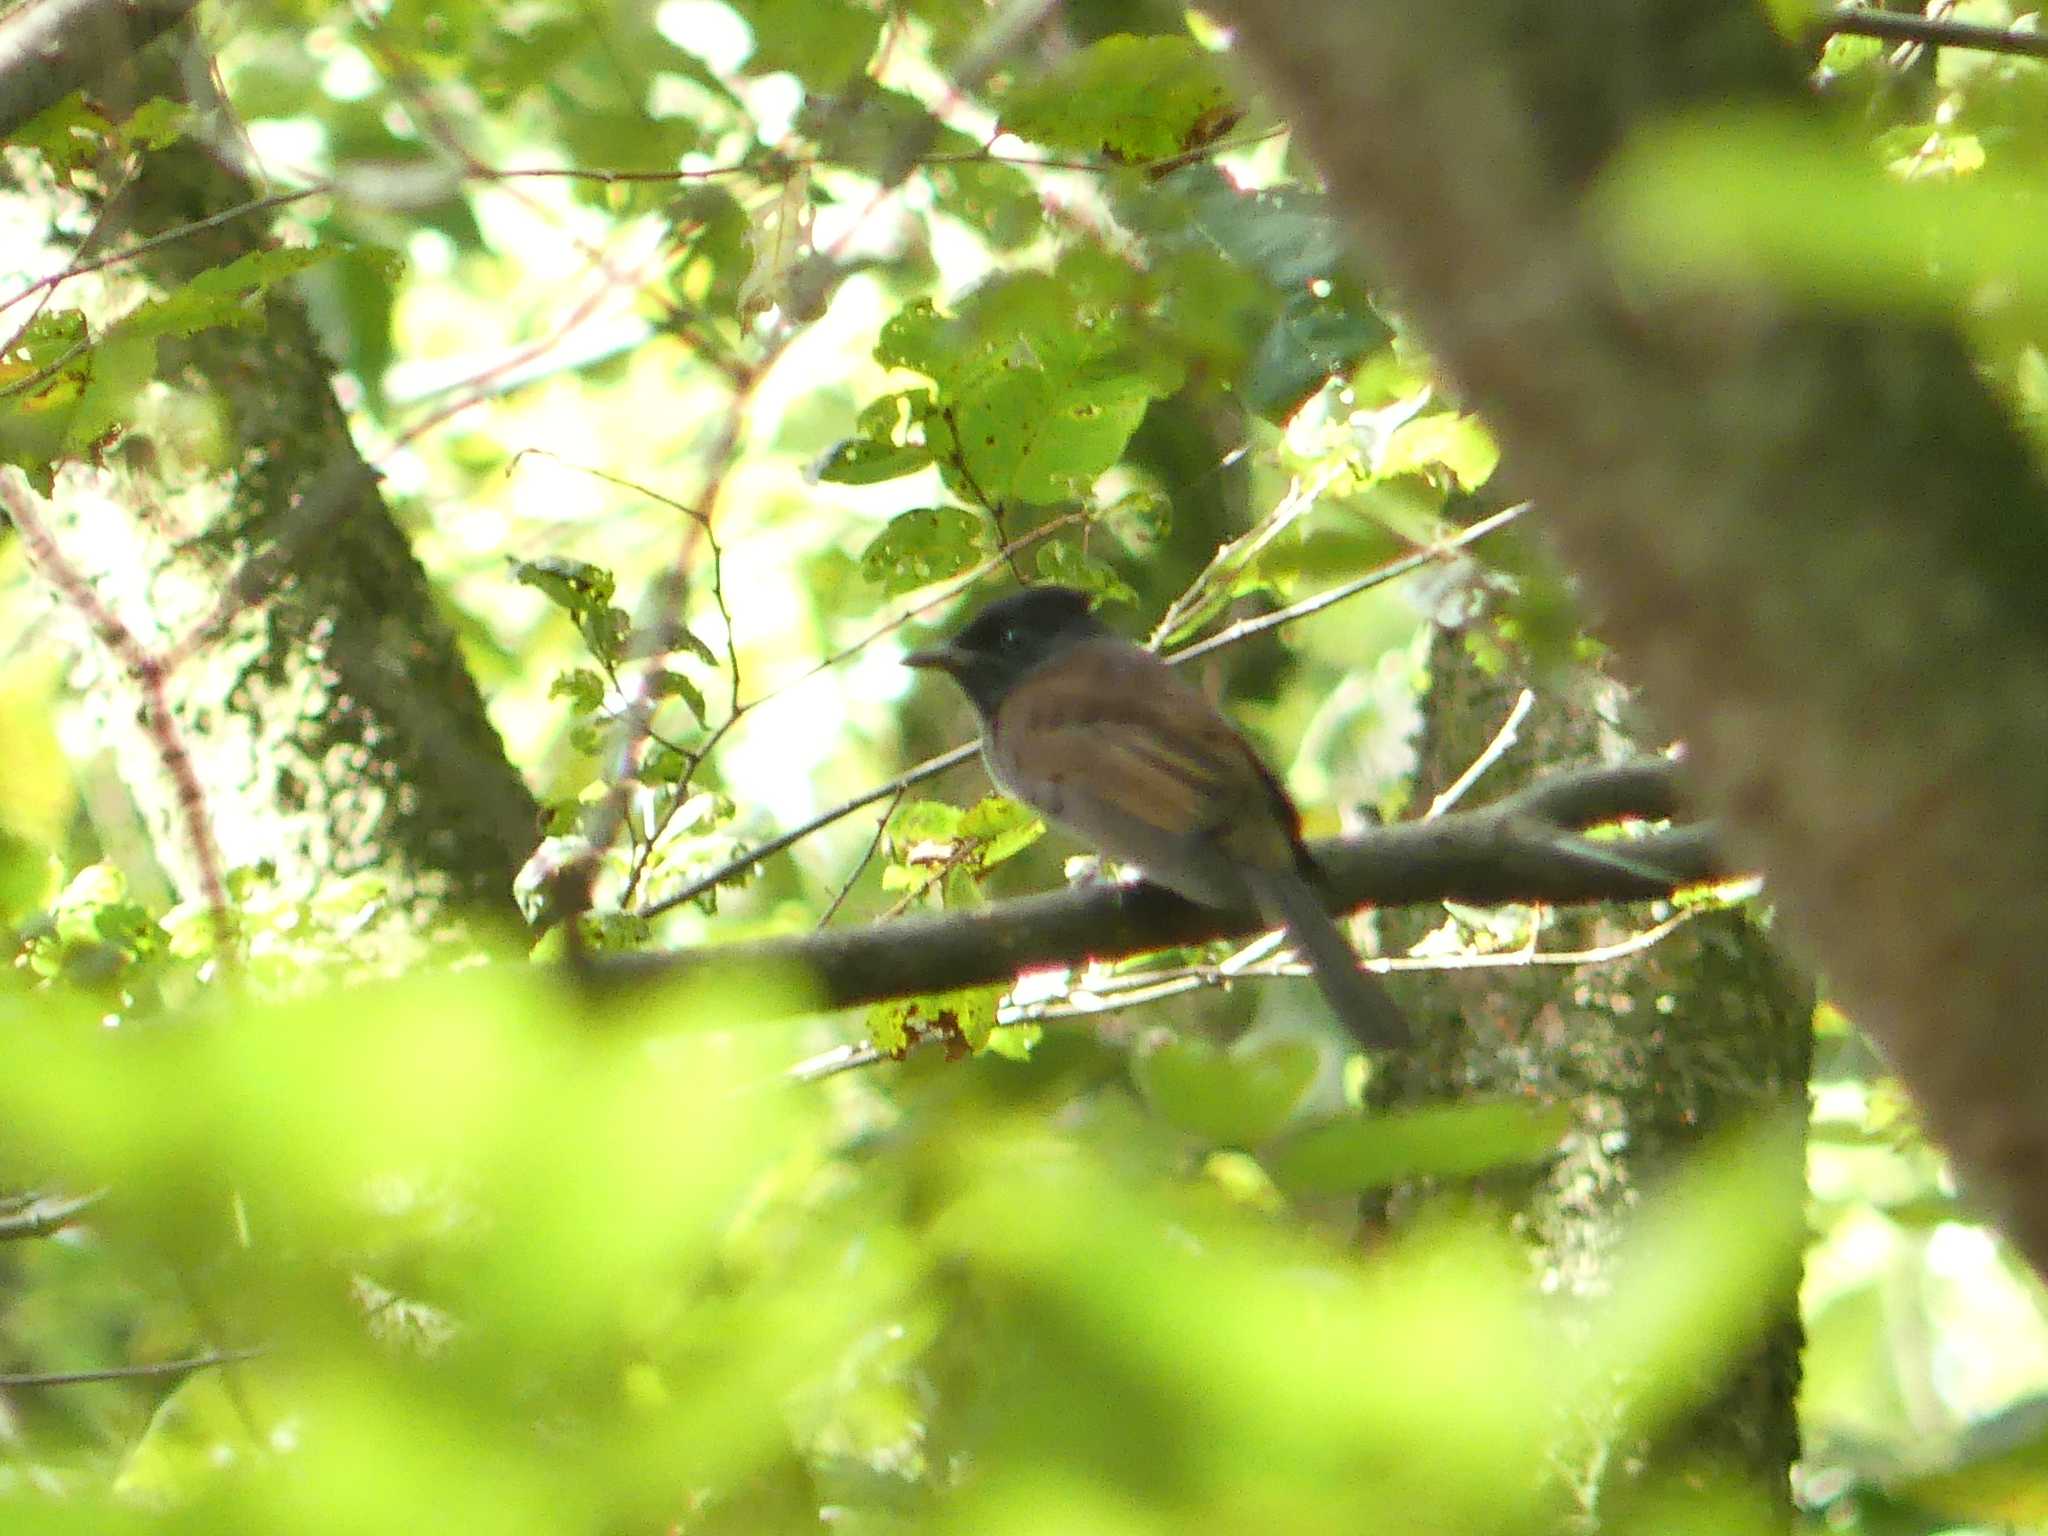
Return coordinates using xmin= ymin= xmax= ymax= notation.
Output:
xmin=1203 ymin=0 xmax=2048 ymax=1269
xmin=1820 ymin=6 xmax=2048 ymax=60
xmin=593 ymin=760 xmax=1731 ymax=1018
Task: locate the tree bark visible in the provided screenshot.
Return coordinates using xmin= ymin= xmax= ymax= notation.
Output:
xmin=1204 ymin=0 xmax=2048 ymax=1271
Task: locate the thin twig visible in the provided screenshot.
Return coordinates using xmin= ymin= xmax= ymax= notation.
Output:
xmin=640 ymin=743 xmax=982 ymax=922
xmin=1148 ymin=463 xmax=1346 ymax=647
xmin=786 ymin=1041 xmax=887 ymax=1083
xmin=768 ymin=510 xmax=1092 ymax=704
xmin=1171 ymin=502 xmax=1532 ymax=666
xmin=0 ymin=1347 xmax=264 ymax=1388
xmin=1426 ymin=688 xmax=1536 ymax=819
xmin=818 ymin=789 xmax=906 ymax=929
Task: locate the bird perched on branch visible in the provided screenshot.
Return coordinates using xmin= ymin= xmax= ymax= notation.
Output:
xmin=905 ymin=585 xmax=1408 ymax=1050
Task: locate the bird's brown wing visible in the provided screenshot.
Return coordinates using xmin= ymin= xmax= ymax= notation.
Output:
xmin=992 ymin=638 xmax=1302 ymax=874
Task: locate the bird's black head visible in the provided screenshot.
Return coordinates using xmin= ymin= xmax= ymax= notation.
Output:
xmin=904 ymin=585 xmax=1108 ymax=717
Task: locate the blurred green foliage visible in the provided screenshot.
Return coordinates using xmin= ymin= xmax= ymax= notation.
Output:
xmin=0 ymin=963 xmax=1805 ymax=1534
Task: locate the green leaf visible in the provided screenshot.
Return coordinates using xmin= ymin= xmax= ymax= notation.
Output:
xmin=957 ymin=794 xmax=1045 ymax=869
xmin=514 ymin=557 xmax=617 ymax=615
xmin=983 ymin=1023 xmax=1043 ymax=1061
xmin=300 ymin=240 xmax=400 ymax=407
xmin=664 ymin=185 xmax=753 ymax=319
xmin=888 ymin=800 xmax=965 ymax=846
xmin=815 ymin=435 xmax=933 ymax=485
xmin=859 ymin=506 xmax=986 ymax=593
xmin=668 ymin=625 xmax=718 ymax=667
xmin=1243 ymin=290 xmax=1392 ymax=422
xmin=1376 ymin=412 xmax=1500 ymax=491
xmin=1034 ymin=542 xmax=1137 ymax=604
xmin=998 ymin=371 xmax=1160 ymax=505
xmin=999 ymin=35 xmax=1236 ymax=162
xmin=120 ymin=97 xmax=195 ymax=151
xmin=1166 ymin=176 xmax=1354 ymax=290
xmin=0 ymin=247 xmax=349 ymax=463
xmin=1132 ymin=1034 xmax=1321 ymax=1146
xmin=856 ymin=387 xmax=930 ymax=440
xmin=928 ymin=158 xmax=1044 ymax=249
xmin=578 ymin=606 xmax=632 ymax=667
xmin=642 ymin=744 xmax=690 ymax=782
xmin=1267 ymin=1099 xmax=1573 ymax=1195
xmin=62 ymin=330 xmax=158 ymax=451
xmin=9 ymin=92 xmax=115 ymax=176
xmin=549 ymin=669 xmax=606 ymax=714
xmin=124 ymin=247 xmax=338 ymax=341
xmin=1103 ymin=488 xmax=1172 ymax=549
xmin=0 ymin=310 xmax=94 ymax=479
xmin=874 ymin=298 xmax=957 ymax=378
xmin=652 ymin=668 xmax=708 ymax=727
xmin=867 ymin=984 xmax=1004 ymax=1056
xmin=874 ymin=264 xmax=1184 ymax=507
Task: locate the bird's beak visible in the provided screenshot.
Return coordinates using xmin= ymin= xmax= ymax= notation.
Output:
xmin=903 ymin=644 xmax=965 ymax=674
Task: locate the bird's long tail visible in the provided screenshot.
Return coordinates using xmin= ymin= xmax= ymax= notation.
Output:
xmin=1247 ymin=868 xmax=1410 ymax=1050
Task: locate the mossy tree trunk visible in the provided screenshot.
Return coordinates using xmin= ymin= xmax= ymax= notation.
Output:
xmin=4 ymin=26 xmax=535 ymax=932
xmin=1380 ymin=571 xmax=1810 ymax=1524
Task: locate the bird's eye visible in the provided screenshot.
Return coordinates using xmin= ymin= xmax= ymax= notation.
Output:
xmin=997 ymin=624 xmax=1024 ymax=650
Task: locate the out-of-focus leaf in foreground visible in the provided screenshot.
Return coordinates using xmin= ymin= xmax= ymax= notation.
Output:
xmin=0 ymin=967 xmax=1804 ymax=1534
xmin=0 ymin=966 xmax=903 ymax=1531
xmin=1600 ymin=111 xmax=2048 ymax=320
xmin=929 ymin=1113 xmax=1806 ymax=1532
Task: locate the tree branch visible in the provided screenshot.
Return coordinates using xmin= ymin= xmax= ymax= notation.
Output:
xmin=1820 ymin=6 xmax=2048 ymax=60
xmin=592 ymin=760 xmax=1729 ymax=1018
